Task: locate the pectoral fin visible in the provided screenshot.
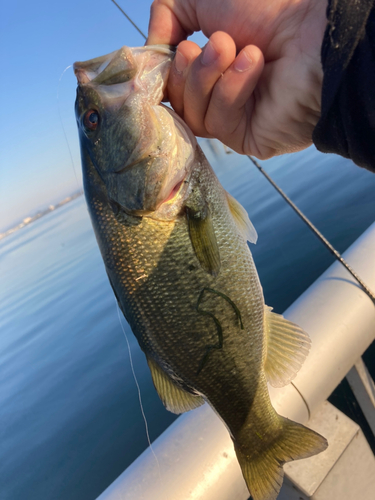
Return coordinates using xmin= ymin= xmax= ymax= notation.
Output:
xmin=264 ymin=306 xmax=311 ymax=388
xmin=147 ymin=357 xmax=205 ymax=414
xmin=186 ymin=206 xmax=221 ymax=277
xmin=225 ymin=191 xmax=257 ymax=244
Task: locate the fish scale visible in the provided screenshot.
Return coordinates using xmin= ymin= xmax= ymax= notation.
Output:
xmin=86 ymin=148 xmax=276 ymax=454
xmin=90 ymin=155 xmax=264 ymax=385
xmin=75 ymin=45 xmax=327 ymax=500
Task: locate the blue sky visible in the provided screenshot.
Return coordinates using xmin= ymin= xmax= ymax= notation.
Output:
xmin=0 ymin=0 xmax=207 ymax=231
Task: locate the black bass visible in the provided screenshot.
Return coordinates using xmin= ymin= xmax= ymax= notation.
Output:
xmin=74 ymin=45 xmax=327 ymax=500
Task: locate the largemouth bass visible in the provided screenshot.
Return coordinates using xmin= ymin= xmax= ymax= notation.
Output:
xmin=74 ymin=45 xmax=327 ymax=500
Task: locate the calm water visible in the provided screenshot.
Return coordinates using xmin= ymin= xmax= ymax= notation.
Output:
xmin=1 ymin=145 xmax=375 ymax=499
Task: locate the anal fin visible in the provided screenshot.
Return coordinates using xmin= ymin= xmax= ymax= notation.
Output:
xmin=147 ymin=357 xmax=205 ymax=414
xmin=264 ymin=306 xmax=311 ymax=388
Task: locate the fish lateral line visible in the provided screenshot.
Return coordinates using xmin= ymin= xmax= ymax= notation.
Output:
xmin=195 ymin=287 xmax=244 ymax=374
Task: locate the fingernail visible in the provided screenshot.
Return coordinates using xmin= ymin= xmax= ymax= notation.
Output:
xmin=201 ymin=40 xmax=219 ymax=66
xmin=234 ymin=50 xmax=253 ymax=72
xmin=174 ymin=50 xmax=188 ymax=74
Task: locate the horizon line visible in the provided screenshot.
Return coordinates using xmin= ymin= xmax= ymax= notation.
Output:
xmin=0 ymin=190 xmax=84 ymax=242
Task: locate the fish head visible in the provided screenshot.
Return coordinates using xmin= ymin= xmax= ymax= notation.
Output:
xmin=74 ymin=45 xmax=196 ymax=218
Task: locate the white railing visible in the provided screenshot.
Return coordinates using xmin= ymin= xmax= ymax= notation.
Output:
xmin=98 ymin=222 xmax=375 ymax=500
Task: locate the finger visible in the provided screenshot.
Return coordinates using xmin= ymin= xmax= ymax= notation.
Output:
xmin=204 ymin=45 xmax=264 ymax=153
xmin=168 ymin=41 xmax=202 ymax=117
xmin=182 ymin=31 xmax=237 ymax=137
xmin=147 ymin=0 xmax=192 ymax=46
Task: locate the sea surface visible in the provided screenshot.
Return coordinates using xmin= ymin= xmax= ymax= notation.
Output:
xmin=1 ymin=145 xmax=375 ymax=500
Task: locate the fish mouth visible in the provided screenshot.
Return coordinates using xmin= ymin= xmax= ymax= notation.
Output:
xmin=75 ymin=45 xmax=194 ymax=219
xmin=74 ymin=45 xmax=175 ymax=87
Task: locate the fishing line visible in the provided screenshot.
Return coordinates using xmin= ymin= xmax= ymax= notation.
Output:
xmin=115 ymin=303 xmax=164 ymax=489
xmin=110 ymin=0 xmax=147 ymax=40
xmin=290 ymin=382 xmax=311 ymax=420
xmin=57 ymin=65 xmax=82 ymax=193
xmin=248 ymin=155 xmax=375 ymax=305
xmin=106 ymin=5 xmax=166 ymax=489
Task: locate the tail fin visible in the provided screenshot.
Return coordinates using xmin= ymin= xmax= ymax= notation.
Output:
xmin=234 ymin=417 xmax=328 ymax=500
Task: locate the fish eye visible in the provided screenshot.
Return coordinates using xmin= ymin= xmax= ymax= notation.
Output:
xmin=83 ymin=110 xmax=99 ymax=131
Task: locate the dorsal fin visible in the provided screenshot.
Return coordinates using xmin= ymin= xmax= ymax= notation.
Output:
xmin=225 ymin=191 xmax=257 ymax=244
xmin=264 ymin=306 xmax=311 ymax=388
xmin=147 ymin=357 xmax=205 ymax=414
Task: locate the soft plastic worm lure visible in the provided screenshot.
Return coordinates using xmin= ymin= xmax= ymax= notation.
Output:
xmin=196 ymin=287 xmax=243 ymax=374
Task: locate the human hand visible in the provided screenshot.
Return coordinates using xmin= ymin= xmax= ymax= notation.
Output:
xmin=147 ymin=0 xmax=327 ymax=159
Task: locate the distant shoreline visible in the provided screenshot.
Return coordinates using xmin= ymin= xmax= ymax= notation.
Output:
xmin=0 ymin=191 xmax=84 ymax=241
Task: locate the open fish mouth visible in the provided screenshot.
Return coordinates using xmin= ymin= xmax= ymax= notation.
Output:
xmin=74 ymin=45 xmax=175 ymax=87
xmin=74 ymin=45 xmax=196 ymax=218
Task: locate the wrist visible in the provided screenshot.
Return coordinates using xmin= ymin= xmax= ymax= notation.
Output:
xmin=281 ymin=0 xmax=328 ymax=116
xmin=300 ymin=0 xmax=328 ymax=114
xmin=299 ymin=0 xmax=328 ymax=71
